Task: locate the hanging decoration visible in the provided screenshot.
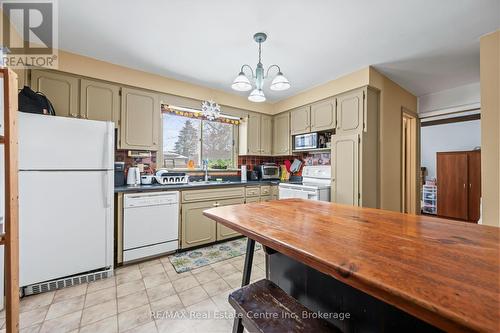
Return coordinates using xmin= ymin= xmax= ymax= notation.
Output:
xmin=161 ymin=104 xmax=241 ymax=125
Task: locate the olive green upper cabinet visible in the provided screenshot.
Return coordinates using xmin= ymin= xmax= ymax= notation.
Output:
xmin=260 ymin=114 xmax=272 ymax=155
xmin=80 ymin=79 xmax=120 ymax=126
xmin=311 ymin=99 xmax=336 ymax=132
xmin=31 ymin=70 xmax=79 ymax=118
xmin=239 ymin=113 xmax=272 ymax=156
xmin=290 ymin=106 xmax=311 ymax=135
xmin=119 ymin=87 xmax=160 ymax=151
xmin=246 ymin=113 xmax=261 ymax=155
xmin=272 ymin=112 xmax=290 ymax=156
xmin=336 ymin=89 xmax=365 ymax=135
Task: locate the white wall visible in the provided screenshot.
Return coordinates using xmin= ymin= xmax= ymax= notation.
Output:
xmin=418 ymin=82 xmax=480 ymax=117
xmin=421 ymin=120 xmax=481 ymax=179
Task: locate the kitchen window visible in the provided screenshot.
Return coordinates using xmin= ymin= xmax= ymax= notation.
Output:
xmin=162 ymin=112 xmax=237 ymax=169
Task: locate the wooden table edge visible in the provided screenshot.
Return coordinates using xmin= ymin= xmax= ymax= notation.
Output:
xmin=203 ymin=208 xmax=490 ymax=333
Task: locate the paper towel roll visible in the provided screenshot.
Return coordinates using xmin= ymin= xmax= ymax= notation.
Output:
xmin=241 ymin=165 xmax=247 ymax=182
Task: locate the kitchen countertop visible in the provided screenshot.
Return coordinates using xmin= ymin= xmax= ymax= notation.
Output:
xmin=114 ymin=180 xmax=296 ymax=193
xmin=203 ymin=199 xmax=500 ymax=333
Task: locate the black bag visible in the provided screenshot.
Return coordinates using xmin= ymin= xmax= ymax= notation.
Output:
xmin=18 ymin=86 xmax=56 ymax=116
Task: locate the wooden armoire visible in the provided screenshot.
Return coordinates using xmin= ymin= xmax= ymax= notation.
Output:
xmin=437 ymin=150 xmax=481 ymax=222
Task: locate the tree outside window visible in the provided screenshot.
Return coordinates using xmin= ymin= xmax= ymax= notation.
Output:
xmin=162 ymin=113 xmax=235 ymax=169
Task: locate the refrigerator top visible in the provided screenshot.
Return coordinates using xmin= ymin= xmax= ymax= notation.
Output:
xmin=18 ymin=113 xmax=114 ymax=171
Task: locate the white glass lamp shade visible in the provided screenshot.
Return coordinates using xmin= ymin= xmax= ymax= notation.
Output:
xmin=231 ymin=72 xmax=252 ymax=91
xmin=248 ymin=89 xmax=266 ymax=102
xmin=270 ymin=72 xmax=290 ymax=91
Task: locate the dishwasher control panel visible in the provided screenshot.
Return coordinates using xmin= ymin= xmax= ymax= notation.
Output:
xmin=124 ymin=192 xmax=179 ymax=208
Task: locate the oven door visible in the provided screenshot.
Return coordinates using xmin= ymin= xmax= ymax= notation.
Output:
xmin=294 ymin=133 xmax=318 ymax=150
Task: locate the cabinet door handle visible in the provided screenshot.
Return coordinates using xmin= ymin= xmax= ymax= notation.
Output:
xmin=213 ymin=202 xmax=219 ymax=207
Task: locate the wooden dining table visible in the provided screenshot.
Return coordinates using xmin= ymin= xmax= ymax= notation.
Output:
xmin=204 ymin=198 xmax=500 ymax=333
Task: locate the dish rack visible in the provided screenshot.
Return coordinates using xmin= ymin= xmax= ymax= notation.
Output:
xmin=154 ymin=172 xmax=189 ymax=185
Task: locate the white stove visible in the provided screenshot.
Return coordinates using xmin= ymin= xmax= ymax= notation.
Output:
xmin=279 ymin=165 xmax=331 ymax=201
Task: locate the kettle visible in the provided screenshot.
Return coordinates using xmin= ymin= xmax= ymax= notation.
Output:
xmin=126 ymin=167 xmax=140 ymax=186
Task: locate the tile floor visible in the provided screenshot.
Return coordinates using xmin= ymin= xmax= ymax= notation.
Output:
xmin=0 ymin=248 xmax=267 ymax=333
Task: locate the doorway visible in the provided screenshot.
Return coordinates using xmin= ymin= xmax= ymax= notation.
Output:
xmin=401 ymin=109 xmax=419 ymax=214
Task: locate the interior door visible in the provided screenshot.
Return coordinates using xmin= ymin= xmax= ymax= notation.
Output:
xmin=437 ymin=152 xmax=468 ymax=220
xmin=19 ymin=171 xmax=110 ymax=286
xmin=331 ymin=134 xmax=359 ymax=206
xmin=467 ymin=151 xmax=481 ymax=223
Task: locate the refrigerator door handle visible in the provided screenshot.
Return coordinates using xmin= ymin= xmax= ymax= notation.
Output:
xmin=103 ymin=172 xmax=111 ymax=208
xmin=103 ymin=122 xmax=114 ymax=170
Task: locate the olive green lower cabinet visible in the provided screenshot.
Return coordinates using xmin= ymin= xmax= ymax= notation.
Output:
xmin=180 ymin=187 xmax=245 ymax=249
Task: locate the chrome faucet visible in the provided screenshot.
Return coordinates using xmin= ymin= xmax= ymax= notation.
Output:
xmin=202 ymin=160 xmax=210 ymax=181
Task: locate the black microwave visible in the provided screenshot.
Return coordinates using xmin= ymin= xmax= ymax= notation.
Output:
xmin=293 ymin=132 xmax=318 ymax=150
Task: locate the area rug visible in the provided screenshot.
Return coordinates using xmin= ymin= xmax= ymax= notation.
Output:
xmin=168 ymin=238 xmax=262 ymax=273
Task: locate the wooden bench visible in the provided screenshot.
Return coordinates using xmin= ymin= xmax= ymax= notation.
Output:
xmin=229 ymin=279 xmax=341 ymax=333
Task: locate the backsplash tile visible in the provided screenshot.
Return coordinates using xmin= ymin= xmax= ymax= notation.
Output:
xmin=115 ymin=150 xmax=157 ymax=174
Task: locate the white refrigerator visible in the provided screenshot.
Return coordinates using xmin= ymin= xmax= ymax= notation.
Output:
xmin=18 ymin=113 xmax=114 ymax=289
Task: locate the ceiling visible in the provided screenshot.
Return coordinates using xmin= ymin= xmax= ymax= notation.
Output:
xmin=56 ymin=0 xmax=499 ymax=101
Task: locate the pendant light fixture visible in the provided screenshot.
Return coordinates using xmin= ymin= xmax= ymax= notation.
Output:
xmin=231 ymin=32 xmax=290 ymax=102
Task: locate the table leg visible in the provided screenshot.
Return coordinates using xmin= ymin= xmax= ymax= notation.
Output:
xmin=232 ymin=238 xmax=255 ymax=333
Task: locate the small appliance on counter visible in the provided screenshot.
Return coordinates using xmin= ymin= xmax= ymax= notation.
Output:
xmin=247 ymin=169 xmax=259 ymax=181
xmin=155 ymin=169 xmax=189 ymax=185
xmin=126 ymin=167 xmax=140 ymax=186
xmin=258 ymin=163 xmax=280 ymax=180
xmin=140 ymin=174 xmax=155 ymax=185
xmin=115 ymin=162 xmax=125 ymax=186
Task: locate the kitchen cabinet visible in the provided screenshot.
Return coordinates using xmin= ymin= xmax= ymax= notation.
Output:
xmin=216 ymin=198 xmax=245 ymax=240
xmin=260 ymin=195 xmax=272 ymax=202
xmin=239 ymin=113 xmax=272 ymax=156
xmin=182 ymin=187 xmax=245 ymax=202
xmin=31 ymin=70 xmax=79 ymax=118
xmin=245 ymin=186 xmax=260 ymax=197
xmin=437 ymin=150 xmax=481 ymax=222
xmin=119 ymin=87 xmax=160 ymax=151
xmin=272 ymin=112 xmax=290 ymax=155
xmin=330 ymin=87 xmax=379 ymax=208
xmin=246 ymin=113 xmax=261 ymax=155
xmin=311 ymin=99 xmax=336 ymax=132
xmin=181 ymin=200 xmax=217 ymax=249
xmin=181 ymin=187 xmax=245 ymax=248
xmin=336 ymin=89 xmax=364 ymax=135
xmin=260 ymin=115 xmax=272 ymax=155
xmin=271 ymin=185 xmax=279 ymax=200
xmin=80 ymin=79 xmax=120 ymax=126
xmin=246 ymin=196 xmax=260 ymax=203
xmin=331 ymin=134 xmax=359 ymax=206
xmin=290 ymin=98 xmax=335 ymax=135
xmin=290 ymin=106 xmax=311 ymax=135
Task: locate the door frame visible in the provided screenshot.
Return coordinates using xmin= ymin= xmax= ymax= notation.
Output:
xmin=401 ymin=108 xmax=420 ymax=214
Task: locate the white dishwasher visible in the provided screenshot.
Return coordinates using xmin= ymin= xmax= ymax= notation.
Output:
xmin=123 ymin=191 xmax=179 ymax=263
